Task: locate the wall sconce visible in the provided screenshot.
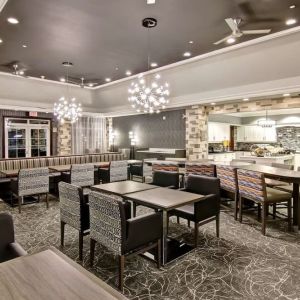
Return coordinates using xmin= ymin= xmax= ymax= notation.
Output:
xmin=109 ymin=129 xmax=117 ymax=151
xmin=129 ymin=131 xmax=137 ymax=158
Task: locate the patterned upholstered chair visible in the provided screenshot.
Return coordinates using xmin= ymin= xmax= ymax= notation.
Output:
xmin=237 ymin=169 xmax=292 ymax=235
xmin=0 ymin=213 xmax=27 ymax=263
xmin=89 ymin=191 xmax=162 ymax=290
xmin=99 ymin=160 xmax=128 ymax=183
xmin=61 ymin=164 xmax=94 ymax=196
xmin=10 ymin=168 xmax=49 ymax=213
xmin=152 ymin=162 xmax=179 ymax=173
xmin=59 ymin=182 xmax=90 ymax=261
xmin=216 ymin=165 xmax=239 ymax=220
xmin=168 ymin=175 xmax=221 ymax=247
xmin=185 ymin=162 xmax=215 ymax=178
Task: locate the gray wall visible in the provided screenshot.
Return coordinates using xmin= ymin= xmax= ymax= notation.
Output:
xmin=113 ymin=109 xmax=186 ymax=149
xmin=209 ymin=114 xmax=242 ymax=124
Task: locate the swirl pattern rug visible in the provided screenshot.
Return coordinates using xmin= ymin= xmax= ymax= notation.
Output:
xmin=1 ymin=199 xmax=300 ymax=300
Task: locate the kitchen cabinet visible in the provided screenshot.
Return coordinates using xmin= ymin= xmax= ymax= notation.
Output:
xmin=236 ymin=126 xmax=277 ymax=142
xmin=208 ymin=122 xmax=230 ymax=142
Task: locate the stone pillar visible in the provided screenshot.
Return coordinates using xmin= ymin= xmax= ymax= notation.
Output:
xmin=185 ymin=105 xmax=208 ymax=160
xmin=57 ymin=122 xmax=72 ymax=155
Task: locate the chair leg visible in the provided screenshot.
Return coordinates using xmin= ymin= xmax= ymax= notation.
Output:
xmin=257 ymin=203 xmax=261 ymax=221
xmin=119 ymin=255 xmax=125 ymax=291
xmin=188 ymin=220 xmax=191 ymax=228
xmin=60 ymin=221 xmax=65 ymax=247
xmin=157 ymin=239 xmax=161 ymax=269
xmin=18 ymin=196 xmax=22 ymax=214
xmin=79 ymin=231 xmax=84 ymax=261
xmin=45 ymin=193 xmax=49 ymax=209
xmin=287 ymin=199 xmax=292 ymax=232
xmin=194 ymin=222 xmax=199 ymax=247
xmin=234 ymin=193 xmax=238 ymax=221
xmin=216 ymin=213 xmax=220 ymax=238
xmin=177 ymin=216 xmax=180 ymax=224
xmin=239 ymin=195 xmax=243 ymax=223
xmin=90 ymin=239 xmax=96 ymax=267
xmin=262 ymin=203 xmax=267 ymax=236
xmin=272 ymin=203 xmax=276 ymax=219
xmin=133 ymin=203 xmax=137 ymax=217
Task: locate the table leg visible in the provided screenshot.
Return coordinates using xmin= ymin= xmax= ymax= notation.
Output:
xmin=162 ymin=210 xmax=168 ymax=265
xmin=292 ymin=183 xmax=299 ymax=228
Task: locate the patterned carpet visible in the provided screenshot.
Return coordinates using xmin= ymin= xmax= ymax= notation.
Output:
xmin=1 ymin=198 xmax=300 ymax=300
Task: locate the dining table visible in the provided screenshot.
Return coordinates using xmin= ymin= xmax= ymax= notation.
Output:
xmin=0 ymin=169 xmax=19 ymax=178
xmin=0 ymin=247 xmax=128 ymax=300
xmin=124 ymin=187 xmax=205 ymax=265
xmin=238 ymin=164 xmax=300 ymax=228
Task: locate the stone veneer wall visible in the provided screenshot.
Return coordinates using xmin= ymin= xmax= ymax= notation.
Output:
xmin=57 ymin=122 xmax=72 ymax=155
xmin=185 ymin=105 xmax=208 ymax=160
xmin=277 ymin=126 xmax=300 ymax=150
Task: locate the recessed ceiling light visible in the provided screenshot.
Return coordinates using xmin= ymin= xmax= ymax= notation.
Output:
xmin=243 ymin=98 xmax=249 ymax=101
xmin=60 ymin=78 xmax=66 ymax=82
xmin=7 ymin=17 xmax=19 ymax=24
xmin=22 ymin=44 xmax=27 ymax=48
xmin=189 ymin=40 xmax=194 ymax=44
xmin=283 ymin=93 xmax=291 ymax=97
xmin=147 ymin=0 xmax=156 ymax=4
xmin=286 ymin=18 xmax=297 ymax=25
xmin=88 ymin=83 xmax=94 ymax=87
xmin=211 ymin=102 xmax=216 ymax=106
xmin=115 ymin=67 xmax=119 ymax=71
xmin=105 ymin=78 xmax=111 ymax=82
xmin=290 ymin=4 xmax=296 ymax=9
xmin=19 ymin=71 xmax=24 ymax=75
xmin=226 ymin=37 xmax=236 ymax=44
xmin=151 ymin=62 xmax=158 ymax=67
xmin=125 ymin=70 xmax=132 ymax=76
xmin=183 ymin=52 xmax=191 ymax=57
xmin=0 ymin=39 xmax=2 ymax=43
xmin=40 ymin=75 xmax=45 ymax=79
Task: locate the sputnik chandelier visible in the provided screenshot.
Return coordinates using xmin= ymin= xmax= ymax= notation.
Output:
xmin=128 ymin=18 xmax=170 ymax=114
xmin=53 ymin=62 xmax=82 ymax=124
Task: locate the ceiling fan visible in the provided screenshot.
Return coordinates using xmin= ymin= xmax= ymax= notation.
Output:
xmin=214 ymin=18 xmax=271 ymax=45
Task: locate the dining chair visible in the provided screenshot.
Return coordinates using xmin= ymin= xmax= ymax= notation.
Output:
xmin=276 ymin=166 xmax=300 ymax=194
xmin=216 ymin=165 xmax=239 ymax=220
xmin=59 ymin=182 xmax=90 ymax=261
xmin=237 ymin=169 xmax=292 ymax=235
xmin=89 ymin=191 xmax=162 ymax=290
xmin=185 ymin=162 xmax=216 ymax=177
xmin=152 ymin=162 xmax=179 ymax=172
xmin=130 ymin=160 xmax=153 ymax=182
xmin=99 ymin=160 xmax=128 ymax=183
xmin=265 ymin=163 xmax=294 ymax=188
xmin=168 ymin=175 xmax=221 ymax=247
xmin=10 ymin=168 xmax=49 ymax=213
xmin=132 ymin=170 xmax=180 ymax=217
xmin=0 ymin=213 xmax=27 ymax=263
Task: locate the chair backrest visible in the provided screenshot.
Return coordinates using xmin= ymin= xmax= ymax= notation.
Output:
xmin=185 ymin=162 xmax=215 ymax=177
xmin=152 ymin=162 xmax=179 ymax=172
xmin=232 ymin=159 xmax=256 ymax=164
xmin=271 ymin=163 xmax=294 ymax=170
xmin=59 ymin=182 xmax=85 ymax=231
xmin=0 ymin=213 xmax=14 ymax=254
xmin=110 ymin=160 xmax=128 ymax=182
xmin=152 ymin=171 xmax=180 ymax=188
xmin=89 ymin=191 xmax=126 ymax=255
xmin=71 ymin=164 xmax=94 ymax=187
xmin=237 ymin=169 xmax=266 ymax=202
xmin=216 ymin=165 xmax=238 ymax=193
xmin=18 ymin=168 xmax=49 ymax=196
xmin=186 ymin=174 xmax=220 ymax=198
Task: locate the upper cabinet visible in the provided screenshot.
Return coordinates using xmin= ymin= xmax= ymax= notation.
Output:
xmin=208 ymin=122 xmax=230 ymax=142
xmin=237 ymin=126 xmax=277 ymax=142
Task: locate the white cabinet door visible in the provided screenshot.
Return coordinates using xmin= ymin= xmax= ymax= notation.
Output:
xmin=264 ymin=127 xmax=277 ymax=142
xmin=237 ymin=127 xmax=245 ymax=142
xmin=208 ymin=123 xmax=230 ymax=142
xmin=208 ymin=123 xmax=216 ymax=142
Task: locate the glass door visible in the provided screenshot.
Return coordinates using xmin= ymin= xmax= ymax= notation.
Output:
xmin=5 ymin=118 xmax=51 ymax=159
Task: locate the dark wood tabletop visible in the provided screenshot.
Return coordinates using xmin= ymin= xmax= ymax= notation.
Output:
xmin=91 ymin=180 xmax=158 ymax=196
xmin=0 ymin=169 xmax=19 ymax=177
xmin=0 ymin=247 xmax=128 ymax=300
xmin=124 ymin=187 xmax=204 ymax=210
xmin=48 ymin=165 xmax=71 ymax=172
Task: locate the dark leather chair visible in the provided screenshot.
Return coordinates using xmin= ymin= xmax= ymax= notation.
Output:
xmin=89 ymin=191 xmax=162 ymax=290
xmin=0 ymin=213 xmax=27 ymax=263
xmin=59 ymin=182 xmax=90 ymax=261
xmin=168 ymin=175 xmax=221 ymax=247
xmin=133 ymin=170 xmax=180 ymax=217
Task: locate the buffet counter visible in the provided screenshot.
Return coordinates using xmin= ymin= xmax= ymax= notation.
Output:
xmin=240 ymin=154 xmax=295 ymax=166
